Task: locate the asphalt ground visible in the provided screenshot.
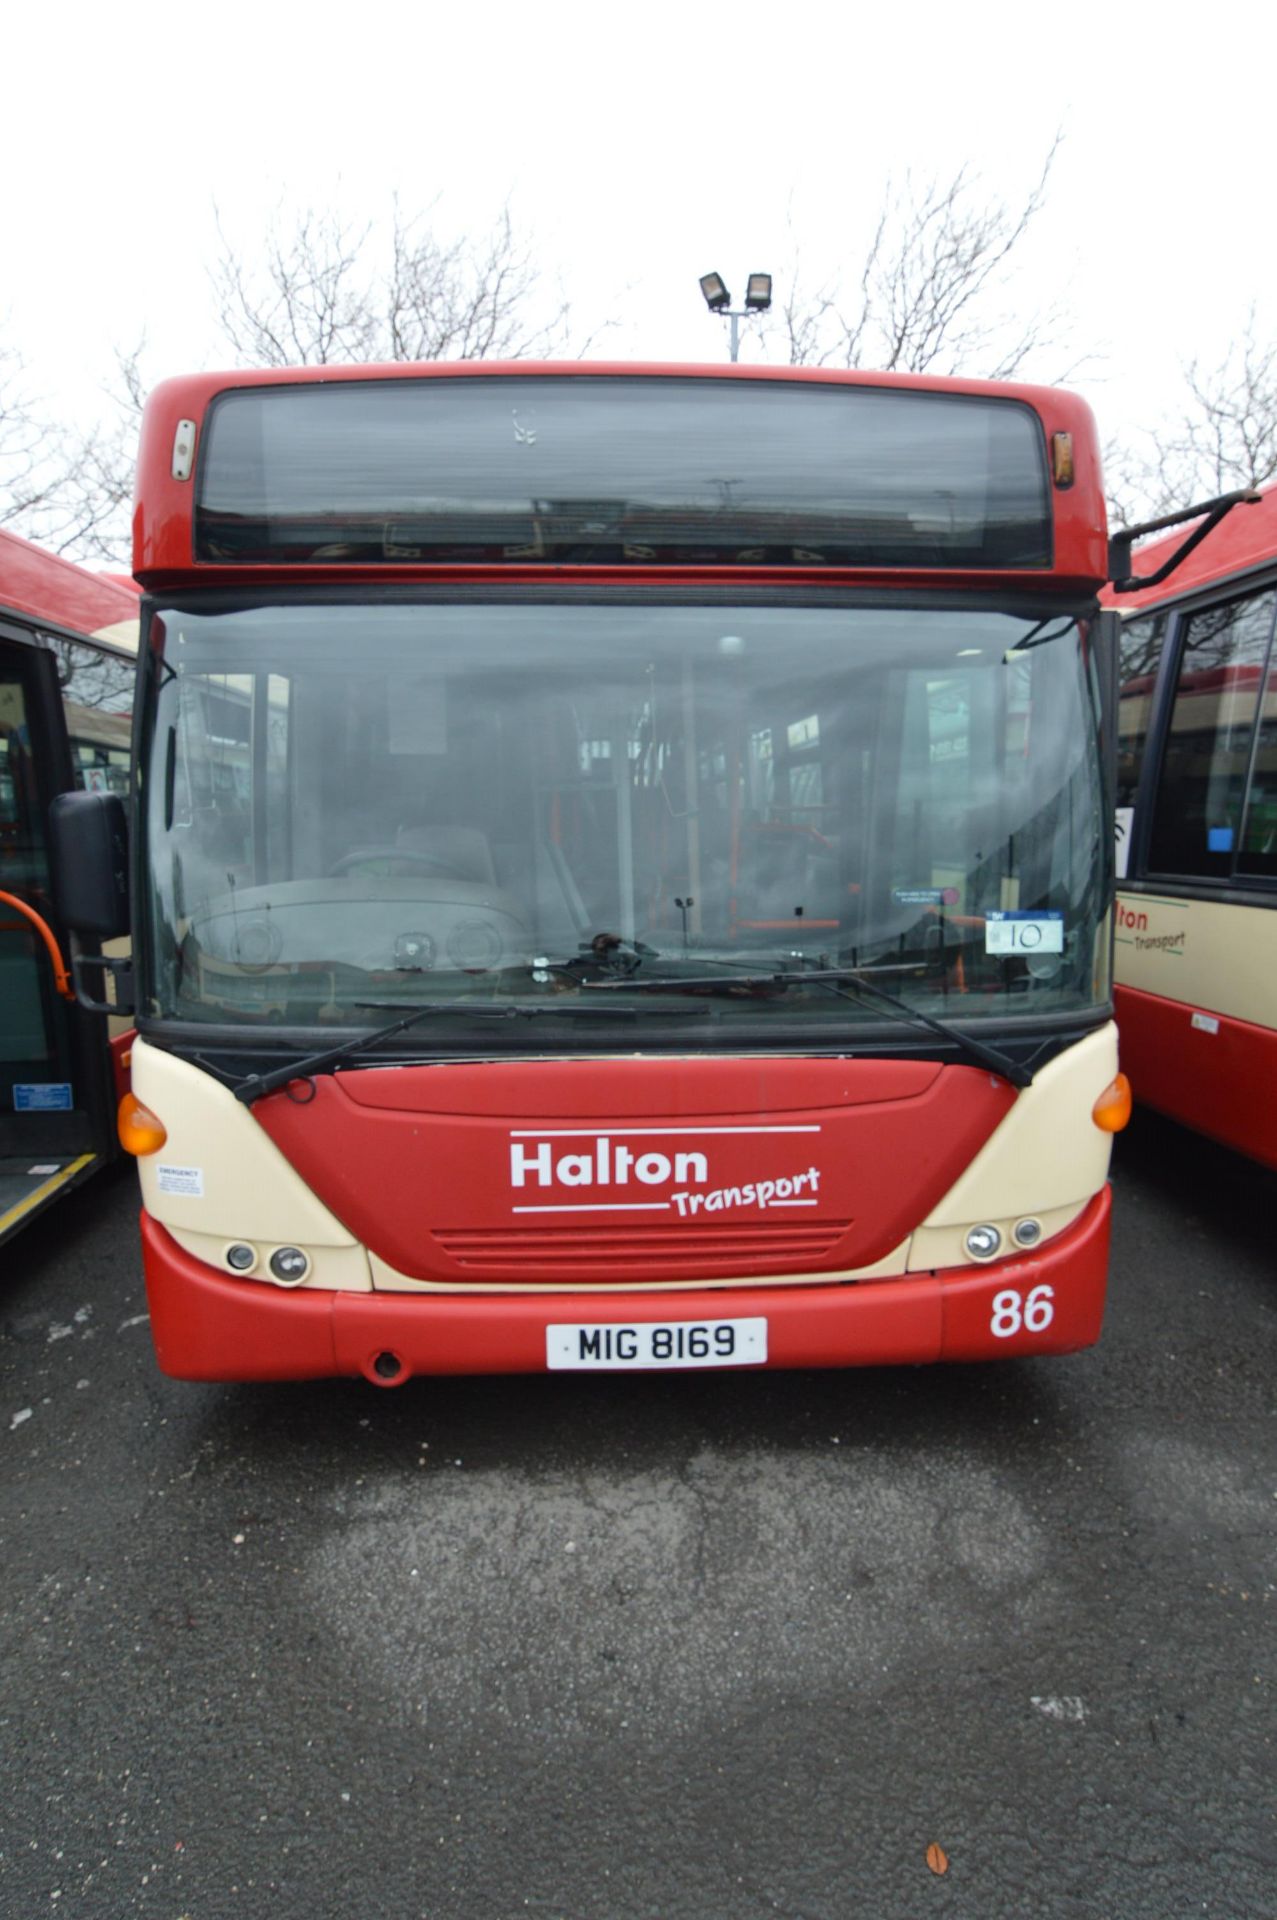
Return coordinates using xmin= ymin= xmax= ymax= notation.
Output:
xmin=1 ymin=1111 xmax=1273 ymax=1920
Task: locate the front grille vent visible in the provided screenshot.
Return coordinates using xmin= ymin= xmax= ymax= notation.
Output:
xmin=432 ymin=1217 xmax=853 ymax=1281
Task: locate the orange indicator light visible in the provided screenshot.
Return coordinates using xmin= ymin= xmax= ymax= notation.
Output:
xmin=118 ymin=1092 xmax=168 ymax=1156
xmin=1091 ymin=1072 xmax=1132 ymax=1133
xmin=1051 ymin=432 xmax=1074 ymax=486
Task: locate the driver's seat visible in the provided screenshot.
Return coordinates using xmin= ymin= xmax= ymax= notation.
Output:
xmin=395 ymin=824 xmax=497 ymax=885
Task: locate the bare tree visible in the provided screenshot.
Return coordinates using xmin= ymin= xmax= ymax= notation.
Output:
xmin=0 ymin=342 xmax=63 ymax=530
xmin=5 ymin=343 xmax=147 ymax=564
xmin=386 ymin=207 xmax=575 ymax=361
xmin=51 ymin=344 xmax=147 ymax=561
xmin=212 ymin=207 xmax=380 ymax=366
xmin=211 ymin=200 xmax=575 ymax=368
xmin=8 ymin=197 xmax=582 ymax=566
xmin=1106 ymin=310 xmax=1277 ymax=526
xmin=774 ymin=141 xmax=1069 ymax=381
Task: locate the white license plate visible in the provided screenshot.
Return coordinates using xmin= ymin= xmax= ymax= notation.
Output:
xmin=546 ymin=1316 xmax=767 ymax=1371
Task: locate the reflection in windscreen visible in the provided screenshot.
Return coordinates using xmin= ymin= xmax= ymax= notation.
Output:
xmin=144 ymin=602 xmax=1108 ymax=1032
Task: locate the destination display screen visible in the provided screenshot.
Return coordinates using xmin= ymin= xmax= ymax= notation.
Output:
xmin=194 ymin=376 xmax=1053 ymax=570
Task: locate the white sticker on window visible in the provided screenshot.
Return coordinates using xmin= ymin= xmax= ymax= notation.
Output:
xmin=1190 ymin=1012 xmax=1220 ymax=1035
xmin=985 ymin=911 xmax=1065 ymax=956
xmin=156 ymin=1164 xmax=205 ymax=1197
xmin=1114 ymin=806 xmax=1134 ymax=879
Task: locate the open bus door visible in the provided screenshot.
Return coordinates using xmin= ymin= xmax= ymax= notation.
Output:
xmin=0 ymin=634 xmax=117 ymax=1246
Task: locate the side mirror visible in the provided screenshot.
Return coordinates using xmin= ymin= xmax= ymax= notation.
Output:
xmin=49 ymin=790 xmax=130 ymax=938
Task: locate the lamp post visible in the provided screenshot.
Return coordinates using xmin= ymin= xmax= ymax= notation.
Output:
xmin=698 ymin=271 xmax=773 ymax=362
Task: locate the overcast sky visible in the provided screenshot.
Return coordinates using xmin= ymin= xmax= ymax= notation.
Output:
xmin=4 ymin=0 xmax=1272 ymax=496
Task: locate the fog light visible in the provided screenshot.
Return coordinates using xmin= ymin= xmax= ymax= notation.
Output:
xmin=1013 ymin=1218 xmax=1042 ymax=1247
xmin=269 ymin=1247 xmax=309 ymax=1284
xmin=965 ymin=1224 xmax=1002 ymax=1261
xmin=226 ymin=1243 xmax=257 ymax=1272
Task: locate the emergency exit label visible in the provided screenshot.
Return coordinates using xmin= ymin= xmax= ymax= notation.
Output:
xmin=984 ymin=911 xmax=1064 ymax=956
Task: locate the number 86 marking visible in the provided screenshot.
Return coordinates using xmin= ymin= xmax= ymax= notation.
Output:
xmin=990 ymin=1285 xmax=1055 ymax=1338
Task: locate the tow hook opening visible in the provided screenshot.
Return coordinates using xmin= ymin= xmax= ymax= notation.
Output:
xmin=369 ymin=1349 xmax=408 ymax=1386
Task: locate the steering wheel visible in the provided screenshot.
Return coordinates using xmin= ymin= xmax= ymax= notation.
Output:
xmin=328 ymin=846 xmax=472 ymax=880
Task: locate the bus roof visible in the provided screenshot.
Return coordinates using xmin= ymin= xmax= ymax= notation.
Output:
xmin=134 ymin=360 xmax=1108 ymax=595
xmin=1103 ymin=480 xmax=1277 ymax=614
xmin=0 ymin=525 xmax=141 ymax=651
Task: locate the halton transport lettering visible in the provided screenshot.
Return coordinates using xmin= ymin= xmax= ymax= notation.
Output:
xmin=671 ymin=1170 xmax=821 ymax=1216
xmin=508 ymin=1127 xmax=824 ymax=1214
xmin=511 ymin=1137 xmax=710 ymax=1189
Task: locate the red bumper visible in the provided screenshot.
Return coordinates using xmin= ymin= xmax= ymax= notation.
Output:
xmin=140 ymin=1188 xmax=1111 ymax=1384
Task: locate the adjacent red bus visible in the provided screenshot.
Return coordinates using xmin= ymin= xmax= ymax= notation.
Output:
xmin=1106 ymin=481 xmax=1277 ymax=1168
xmin=59 ymin=363 xmax=1128 ymax=1380
xmin=1 ymin=529 xmax=138 ymax=1245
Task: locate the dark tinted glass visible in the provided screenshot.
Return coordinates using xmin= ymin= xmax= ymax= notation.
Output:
xmin=1116 ymin=614 xmax=1166 ymax=810
xmin=1148 ymin=589 xmax=1276 ymax=879
xmin=0 ymin=666 xmax=53 ymax=1069
xmin=1238 ymin=651 xmax=1277 ymax=880
xmin=46 ymin=637 xmax=136 ymax=797
xmin=195 ymin=377 xmax=1052 ymax=570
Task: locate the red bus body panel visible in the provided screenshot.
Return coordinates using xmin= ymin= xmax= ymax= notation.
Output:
xmin=1114 ymin=984 xmax=1277 ymax=1170
xmin=250 ymin=1056 xmax=1017 ymax=1285
xmin=132 ymin=362 xmax=1108 ymax=594
xmin=141 ymin=1187 xmax=1110 ymax=1383
xmin=109 ymin=1031 xmax=134 ymax=1105
xmin=0 ymin=525 xmax=140 ymax=634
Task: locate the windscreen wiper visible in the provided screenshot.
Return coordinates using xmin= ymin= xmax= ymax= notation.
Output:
xmin=582 ymin=965 xmax=1033 ymax=1087
xmin=230 ymin=997 xmax=634 ymax=1106
xmin=800 ymin=968 xmax=1035 ymax=1088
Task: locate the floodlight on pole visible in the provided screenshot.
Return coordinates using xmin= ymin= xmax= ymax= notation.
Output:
xmin=699 ymin=268 xmax=772 ymax=361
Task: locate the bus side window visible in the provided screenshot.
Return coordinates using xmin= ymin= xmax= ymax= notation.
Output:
xmin=1238 ymin=647 xmax=1277 ymax=879
xmin=1148 ymin=589 xmax=1277 ymax=881
xmin=734 ymin=708 xmax=843 ymax=932
xmin=885 ymin=667 xmax=1001 ymax=921
xmin=50 ymin=635 xmax=136 ymax=798
xmin=173 ymin=673 xmax=254 ymax=880
xmin=1116 ymin=614 xmax=1166 ymax=813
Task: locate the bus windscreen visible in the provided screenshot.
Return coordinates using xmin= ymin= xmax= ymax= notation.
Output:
xmin=194 ymin=377 xmax=1053 ymax=570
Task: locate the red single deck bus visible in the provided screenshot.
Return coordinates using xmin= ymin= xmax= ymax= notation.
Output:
xmin=1 ymin=529 xmax=139 ymax=1245
xmin=1105 ymin=481 xmax=1277 ymax=1168
xmin=53 ymin=363 xmax=1130 ymax=1381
